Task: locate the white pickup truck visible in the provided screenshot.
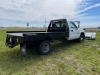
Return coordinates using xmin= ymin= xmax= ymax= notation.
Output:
xmin=6 ymin=19 xmax=85 ymax=55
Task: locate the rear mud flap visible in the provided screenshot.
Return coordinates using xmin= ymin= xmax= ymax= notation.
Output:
xmin=20 ymin=43 xmax=27 ymax=55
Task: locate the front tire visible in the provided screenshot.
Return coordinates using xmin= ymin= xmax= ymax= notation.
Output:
xmin=78 ymin=34 xmax=85 ymax=42
xmin=37 ymin=41 xmax=51 ymax=55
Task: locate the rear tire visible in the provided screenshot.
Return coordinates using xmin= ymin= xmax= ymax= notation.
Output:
xmin=37 ymin=41 xmax=51 ymax=55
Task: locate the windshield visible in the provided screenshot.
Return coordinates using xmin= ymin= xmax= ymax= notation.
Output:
xmin=68 ymin=21 xmax=78 ymax=28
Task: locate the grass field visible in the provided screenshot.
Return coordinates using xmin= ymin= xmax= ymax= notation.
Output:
xmin=0 ymin=30 xmax=100 ymax=75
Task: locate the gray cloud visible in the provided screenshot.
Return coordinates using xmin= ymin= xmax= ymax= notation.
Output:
xmin=0 ymin=0 xmax=87 ymax=22
xmin=0 ymin=0 xmax=99 ymax=27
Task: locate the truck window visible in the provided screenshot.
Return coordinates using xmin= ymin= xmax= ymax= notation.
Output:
xmin=48 ymin=21 xmax=67 ymax=32
xmin=61 ymin=23 xmax=66 ymax=27
xmin=50 ymin=22 xmax=60 ymax=28
xmin=51 ymin=22 xmax=66 ymax=28
xmin=68 ymin=22 xmax=77 ymax=28
xmin=56 ymin=23 xmax=60 ymax=27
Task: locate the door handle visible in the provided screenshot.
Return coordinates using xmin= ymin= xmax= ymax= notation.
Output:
xmin=71 ymin=30 xmax=73 ymax=32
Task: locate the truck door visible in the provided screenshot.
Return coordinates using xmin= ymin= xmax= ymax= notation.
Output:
xmin=68 ymin=21 xmax=80 ymax=40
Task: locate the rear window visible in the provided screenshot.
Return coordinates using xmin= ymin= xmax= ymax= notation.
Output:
xmin=50 ymin=21 xmax=66 ymax=28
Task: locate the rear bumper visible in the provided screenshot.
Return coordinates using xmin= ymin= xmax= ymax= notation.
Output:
xmin=6 ymin=43 xmax=13 ymax=48
xmin=6 ymin=35 xmax=23 ymax=48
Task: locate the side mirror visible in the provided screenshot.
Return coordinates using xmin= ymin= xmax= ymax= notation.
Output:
xmin=78 ymin=25 xmax=80 ymax=28
xmin=84 ymin=28 xmax=86 ymax=30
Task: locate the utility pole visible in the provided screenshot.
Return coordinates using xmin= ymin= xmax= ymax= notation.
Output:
xmin=45 ymin=18 xmax=47 ymax=32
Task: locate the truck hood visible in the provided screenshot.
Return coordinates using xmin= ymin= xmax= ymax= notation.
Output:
xmin=79 ymin=28 xmax=85 ymax=33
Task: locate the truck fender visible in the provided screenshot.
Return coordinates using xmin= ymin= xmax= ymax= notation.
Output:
xmin=45 ymin=37 xmax=53 ymax=42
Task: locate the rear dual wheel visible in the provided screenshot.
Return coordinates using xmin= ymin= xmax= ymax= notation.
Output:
xmin=20 ymin=41 xmax=52 ymax=55
xmin=37 ymin=41 xmax=52 ymax=55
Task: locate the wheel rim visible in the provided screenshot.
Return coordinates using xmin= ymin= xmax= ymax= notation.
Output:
xmin=81 ymin=35 xmax=84 ymax=41
xmin=42 ymin=43 xmax=50 ymax=52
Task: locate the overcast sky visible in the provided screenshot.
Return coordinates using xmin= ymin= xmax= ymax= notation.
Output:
xmin=0 ymin=0 xmax=100 ymax=28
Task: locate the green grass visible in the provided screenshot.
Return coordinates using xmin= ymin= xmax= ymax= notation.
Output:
xmin=0 ymin=30 xmax=100 ymax=75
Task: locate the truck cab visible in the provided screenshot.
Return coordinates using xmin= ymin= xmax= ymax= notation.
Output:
xmin=47 ymin=19 xmax=85 ymax=41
